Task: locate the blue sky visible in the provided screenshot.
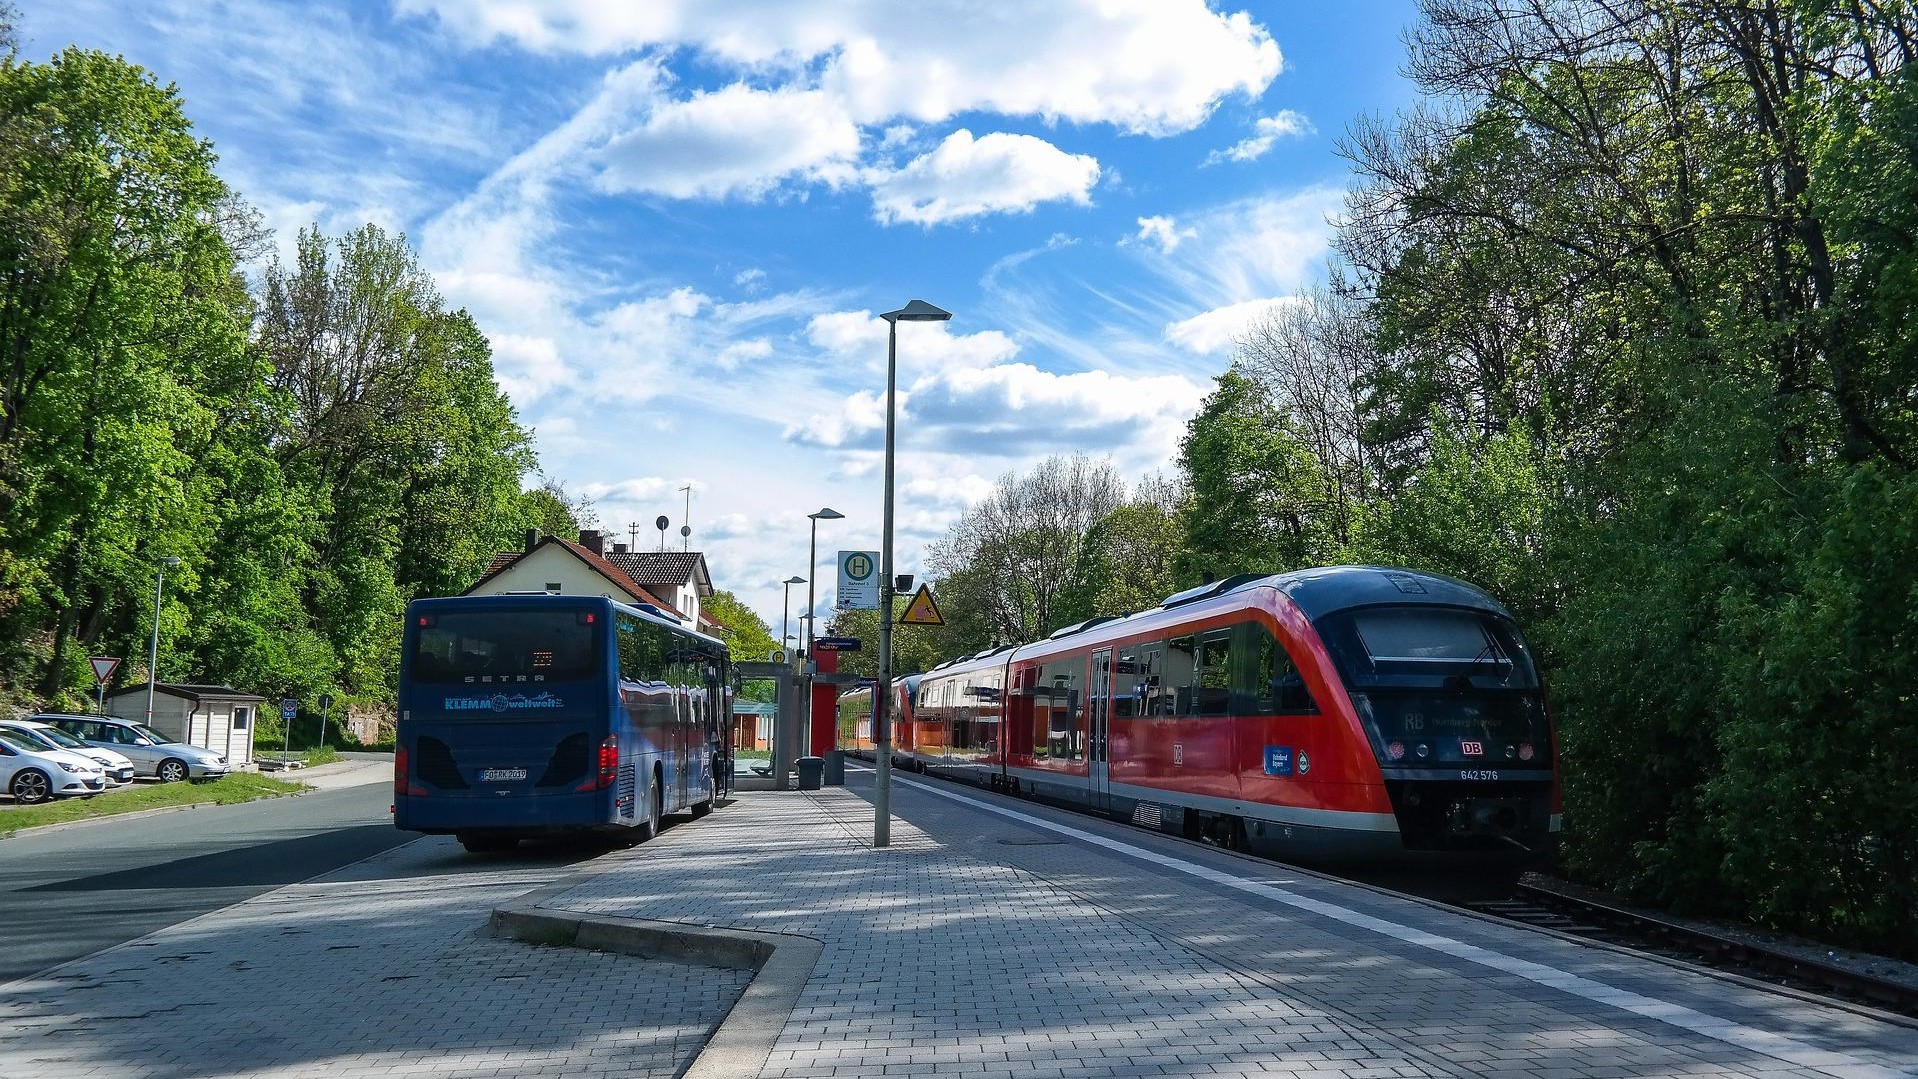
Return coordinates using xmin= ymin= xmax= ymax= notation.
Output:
xmin=23 ymin=0 xmax=1423 ymax=638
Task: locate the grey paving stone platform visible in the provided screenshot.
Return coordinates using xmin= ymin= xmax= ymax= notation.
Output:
xmin=547 ymin=772 xmax=1918 ymax=1079
xmin=0 ymin=837 xmax=748 ymax=1079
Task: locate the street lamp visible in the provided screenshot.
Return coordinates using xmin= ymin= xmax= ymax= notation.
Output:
xmin=780 ymin=576 xmax=806 ymax=658
xmin=874 ymin=299 xmax=950 ymax=847
xmin=803 ymin=507 xmax=844 ymax=655
xmin=144 ymin=556 xmax=181 ymax=730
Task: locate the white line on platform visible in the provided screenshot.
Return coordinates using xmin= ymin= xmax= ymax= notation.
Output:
xmin=882 ymin=769 xmax=1913 ymax=1079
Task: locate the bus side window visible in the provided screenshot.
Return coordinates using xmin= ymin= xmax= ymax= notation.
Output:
xmin=1233 ymin=621 xmax=1318 ymax=715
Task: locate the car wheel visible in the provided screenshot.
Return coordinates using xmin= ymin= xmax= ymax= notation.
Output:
xmin=10 ymin=769 xmax=52 ymax=805
xmin=157 ymin=758 xmax=190 ymax=783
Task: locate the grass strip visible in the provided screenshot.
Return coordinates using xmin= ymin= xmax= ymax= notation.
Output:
xmin=0 ymin=773 xmax=309 ymax=837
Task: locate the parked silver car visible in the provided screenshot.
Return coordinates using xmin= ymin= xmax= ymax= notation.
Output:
xmin=43 ymin=715 xmax=229 ymax=782
xmin=0 ymin=719 xmax=137 ymax=786
xmin=0 ymin=729 xmax=106 ymax=802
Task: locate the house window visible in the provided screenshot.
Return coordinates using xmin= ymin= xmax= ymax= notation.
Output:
xmin=234 ymin=707 xmax=250 ymax=731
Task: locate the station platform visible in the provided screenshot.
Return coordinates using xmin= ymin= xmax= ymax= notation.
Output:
xmin=524 ymin=766 xmax=1918 ymax=1079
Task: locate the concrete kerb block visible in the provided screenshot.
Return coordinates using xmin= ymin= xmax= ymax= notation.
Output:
xmin=489 ymin=885 xmax=822 ymax=1079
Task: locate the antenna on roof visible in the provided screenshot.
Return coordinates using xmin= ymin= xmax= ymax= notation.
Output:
xmin=627 ymin=521 xmax=641 ymax=550
xmin=678 ymin=483 xmax=693 ymax=551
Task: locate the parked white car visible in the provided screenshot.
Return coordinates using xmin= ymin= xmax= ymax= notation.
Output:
xmin=0 ymin=729 xmax=107 ymax=803
xmin=0 ymin=719 xmax=138 ymax=787
xmin=44 ymin=715 xmax=229 ymax=782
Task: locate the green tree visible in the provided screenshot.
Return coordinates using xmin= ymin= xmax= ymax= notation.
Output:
xmin=1176 ymin=371 xmax=1343 ymax=586
xmin=0 ymin=48 xmax=253 ymax=703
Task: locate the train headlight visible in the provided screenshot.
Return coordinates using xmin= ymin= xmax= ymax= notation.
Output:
xmin=1519 ymin=743 xmax=1535 ymax=762
xmin=1505 ymin=744 xmax=1517 ymax=759
xmin=1387 ymin=741 xmax=1405 ymax=761
xmin=1415 ymin=743 xmax=1429 ymax=759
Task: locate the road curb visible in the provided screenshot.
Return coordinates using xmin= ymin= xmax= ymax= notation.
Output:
xmin=489 ymin=894 xmax=822 ymax=1079
xmin=0 ymin=786 xmax=308 ymax=840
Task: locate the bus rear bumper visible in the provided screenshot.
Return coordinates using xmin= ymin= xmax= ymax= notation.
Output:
xmin=395 ymin=791 xmax=612 ymax=835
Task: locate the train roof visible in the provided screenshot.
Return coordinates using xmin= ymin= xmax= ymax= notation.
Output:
xmin=910 ymin=565 xmax=1513 ymax=686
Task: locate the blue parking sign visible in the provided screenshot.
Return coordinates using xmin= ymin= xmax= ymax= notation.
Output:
xmin=280 ymin=698 xmax=299 ymax=720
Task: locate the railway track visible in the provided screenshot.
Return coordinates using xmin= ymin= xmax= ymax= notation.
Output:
xmin=1458 ymin=882 xmax=1918 ymax=1023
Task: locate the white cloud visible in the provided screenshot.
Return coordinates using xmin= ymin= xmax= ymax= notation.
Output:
xmin=868 ymin=130 xmax=1100 ymax=226
xmin=1205 ymin=109 xmax=1315 ymax=165
xmin=786 ymin=361 xmax=1207 ymax=462
xmin=733 ymin=267 xmax=767 ymax=289
xmin=596 ymin=85 xmax=862 ymax=199
xmin=1132 ymin=215 xmax=1195 ymax=254
xmin=400 ymin=1 xmax=1281 ymax=136
xmin=1164 ymin=296 xmax=1307 ymax=355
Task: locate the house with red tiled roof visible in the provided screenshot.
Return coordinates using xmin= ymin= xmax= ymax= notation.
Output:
xmin=466 ymin=530 xmax=725 ymax=636
xmin=466 ymin=529 xmax=676 ymax=610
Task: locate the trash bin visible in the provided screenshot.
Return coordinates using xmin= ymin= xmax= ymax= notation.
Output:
xmin=824 ymin=749 xmax=845 ymax=786
xmin=796 ymin=755 xmax=824 ymax=791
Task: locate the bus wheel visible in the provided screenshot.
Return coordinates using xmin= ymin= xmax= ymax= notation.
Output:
xmin=637 ymin=771 xmax=662 ymax=841
xmin=690 ymin=773 xmax=716 ymax=818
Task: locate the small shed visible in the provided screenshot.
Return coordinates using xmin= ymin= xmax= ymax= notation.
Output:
xmin=105 ymin=683 xmax=268 ymax=768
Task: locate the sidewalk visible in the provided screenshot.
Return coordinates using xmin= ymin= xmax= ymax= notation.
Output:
xmin=537 ymin=772 xmax=1918 ymax=1079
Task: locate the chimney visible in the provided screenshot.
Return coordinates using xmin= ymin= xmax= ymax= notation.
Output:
xmin=613 ymin=542 xmax=629 ymax=555
xmin=580 ymin=529 xmax=605 ymax=556
xmin=524 ymin=528 xmax=540 ymax=553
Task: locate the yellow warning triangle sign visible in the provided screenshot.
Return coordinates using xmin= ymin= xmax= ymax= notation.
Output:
xmin=898 ymin=584 xmax=944 ymax=626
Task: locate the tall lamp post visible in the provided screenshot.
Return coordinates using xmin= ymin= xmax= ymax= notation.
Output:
xmin=874 ymin=299 xmax=950 ymax=847
xmin=780 ymin=575 xmax=806 ymax=656
xmin=144 ymin=556 xmax=181 ymax=730
xmin=803 ymin=508 xmax=844 ymax=655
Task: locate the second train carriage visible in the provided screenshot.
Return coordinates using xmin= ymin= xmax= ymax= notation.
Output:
xmin=840 ymin=566 xmax=1559 ymax=864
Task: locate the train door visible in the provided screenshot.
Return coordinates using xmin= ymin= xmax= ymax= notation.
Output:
xmin=1090 ymin=648 xmax=1112 ymax=809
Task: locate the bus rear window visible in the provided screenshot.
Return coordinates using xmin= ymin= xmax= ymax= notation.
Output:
xmin=410 ymin=611 xmax=600 ymax=683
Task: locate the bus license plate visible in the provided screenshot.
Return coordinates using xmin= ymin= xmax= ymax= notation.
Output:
xmin=480 ymin=768 xmax=527 ymax=783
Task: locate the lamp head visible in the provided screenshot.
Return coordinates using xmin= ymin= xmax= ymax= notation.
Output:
xmin=808 ymin=507 xmax=845 ymax=521
xmin=880 ymin=299 xmax=951 ymax=324
xmin=784 ymin=575 xmax=806 ymax=585
xmin=160 ymin=556 xmax=182 ymax=568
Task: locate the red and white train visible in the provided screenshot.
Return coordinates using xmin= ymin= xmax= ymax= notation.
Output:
xmin=838 ymin=566 xmax=1560 ymax=864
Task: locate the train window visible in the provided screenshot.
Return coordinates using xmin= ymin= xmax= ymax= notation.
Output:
xmin=1192 ymin=633 xmax=1233 ymax=716
xmin=1036 ymin=658 xmax=1082 ymax=759
xmin=1232 ymin=621 xmax=1318 ymax=715
xmin=1164 ymin=636 xmax=1197 ymax=716
xmin=1113 ymin=643 xmax=1162 ymax=718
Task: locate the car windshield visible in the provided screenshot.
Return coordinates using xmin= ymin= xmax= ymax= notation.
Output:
xmin=24 ymin=725 xmax=90 ymax=750
xmin=0 ymin=730 xmax=40 ymax=754
xmin=1 ymin=725 xmax=59 ymax=750
xmin=131 ymin=723 xmax=175 ymax=745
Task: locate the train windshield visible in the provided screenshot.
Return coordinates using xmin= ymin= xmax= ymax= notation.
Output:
xmin=409 ymin=609 xmax=602 ymax=685
xmin=1317 ymin=606 xmax=1550 ymax=767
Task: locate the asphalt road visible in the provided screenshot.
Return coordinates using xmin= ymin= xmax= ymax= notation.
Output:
xmin=0 ymin=780 xmax=415 ymax=983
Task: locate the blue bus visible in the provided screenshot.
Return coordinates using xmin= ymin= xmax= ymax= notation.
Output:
xmin=395 ymin=593 xmax=731 ymax=853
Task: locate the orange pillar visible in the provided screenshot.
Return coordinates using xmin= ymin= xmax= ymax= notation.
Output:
xmin=810 ymin=649 xmax=840 ymax=756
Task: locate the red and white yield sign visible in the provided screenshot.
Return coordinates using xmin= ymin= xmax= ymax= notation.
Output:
xmin=89 ymin=656 xmax=121 ymax=684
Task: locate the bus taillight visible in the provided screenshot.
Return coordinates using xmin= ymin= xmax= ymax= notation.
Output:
xmin=578 ymin=735 xmax=618 ymax=792
xmin=393 ymin=744 xmax=428 ymax=797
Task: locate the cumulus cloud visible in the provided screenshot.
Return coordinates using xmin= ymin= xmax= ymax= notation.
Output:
xmin=596 ymin=85 xmax=861 ymax=199
xmin=868 ymin=130 xmax=1100 ymax=226
xmin=1205 ymin=109 xmax=1315 ymax=165
xmin=1164 ymin=296 xmax=1307 ymax=355
xmin=400 ymin=1 xmax=1281 ymax=136
xmin=1132 ymin=215 xmax=1195 ymax=254
xmin=785 ymin=362 xmax=1207 ymax=459
xmin=803 ymin=310 xmax=1019 ymax=376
